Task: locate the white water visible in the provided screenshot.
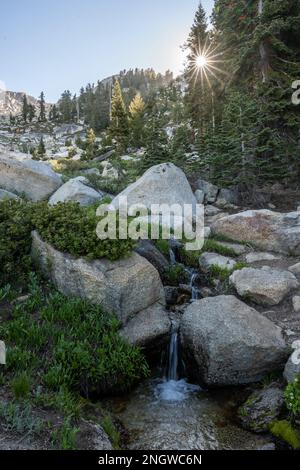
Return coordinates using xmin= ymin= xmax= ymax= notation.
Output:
xmin=155 ymin=329 xmax=201 ymax=402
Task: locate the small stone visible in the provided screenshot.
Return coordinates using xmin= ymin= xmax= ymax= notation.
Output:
xmin=289 ymin=262 xmax=300 ymax=275
xmin=199 ymin=252 xmax=237 ymax=271
xmin=245 ymin=252 xmax=281 ymax=263
xmin=292 ymin=296 xmax=300 ymax=313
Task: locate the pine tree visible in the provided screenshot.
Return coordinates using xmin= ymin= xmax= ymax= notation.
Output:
xmin=49 ymin=104 xmax=59 ymax=122
xmin=39 ymin=91 xmax=46 ymax=121
xmin=140 ymin=116 xmax=169 ymax=172
xmin=22 ymin=95 xmax=28 ymax=123
xmin=37 ymin=137 xmax=46 ymax=159
xmin=109 ymin=80 xmax=129 ymax=150
xmin=58 ymin=90 xmax=73 ymax=122
xmin=28 ymin=104 xmax=35 ymax=122
xmin=184 ymin=2 xmax=211 ymax=131
xmin=128 ymin=93 xmax=146 ymax=147
xmin=83 ymin=128 xmax=97 ymax=160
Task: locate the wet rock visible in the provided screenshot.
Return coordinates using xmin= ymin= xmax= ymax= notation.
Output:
xmin=180 ymin=295 xmax=288 ymax=387
xmin=230 ymin=267 xmax=299 ymax=306
xmin=238 ymin=386 xmax=284 ymax=433
xmin=164 ymin=286 xmax=180 ymax=306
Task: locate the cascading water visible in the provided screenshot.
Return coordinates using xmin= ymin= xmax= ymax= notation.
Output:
xmin=188 ymin=269 xmax=200 ymax=300
xmin=155 ymin=324 xmax=200 ymax=402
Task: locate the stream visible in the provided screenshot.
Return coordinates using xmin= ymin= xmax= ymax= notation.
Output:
xmin=108 ymin=330 xmax=272 ymax=450
xmin=106 ymin=249 xmax=273 ymax=450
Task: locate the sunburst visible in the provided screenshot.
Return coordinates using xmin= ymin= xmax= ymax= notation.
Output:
xmin=188 ymin=37 xmax=228 ymax=90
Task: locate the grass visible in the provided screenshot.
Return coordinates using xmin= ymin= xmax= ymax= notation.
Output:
xmin=101 ymin=414 xmax=121 ymax=449
xmin=51 ymin=418 xmax=80 ymax=450
xmin=177 ymin=239 xmax=239 ymax=269
xmin=11 ymin=372 xmax=31 ymax=400
xmin=208 ymin=262 xmax=248 ymax=281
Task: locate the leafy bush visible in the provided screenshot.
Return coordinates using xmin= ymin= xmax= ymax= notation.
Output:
xmin=51 ymin=417 xmax=79 ymax=450
xmin=285 ymin=374 xmax=300 ymax=417
xmin=1 ymin=283 xmax=149 ymax=397
xmin=269 ymin=420 xmax=300 ymax=450
xmin=32 ymin=202 xmax=135 ymax=261
xmin=0 ymin=200 xmax=34 ymax=286
xmin=0 ymin=401 xmax=43 ymax=434
xmin=164 ymin=264 xmax=188 ymax=286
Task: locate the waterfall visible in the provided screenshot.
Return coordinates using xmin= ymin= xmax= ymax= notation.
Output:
xmin=167 ymin=331 xmax=179 ymax=381
xmin=169 ymin=247 xmax=176 ymax=265
xmin=188 ymin=269 xmax=199 ymax=300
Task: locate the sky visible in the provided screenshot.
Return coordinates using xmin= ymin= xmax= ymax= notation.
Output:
xmin=0 ymin=0 xmax=214 ymax=102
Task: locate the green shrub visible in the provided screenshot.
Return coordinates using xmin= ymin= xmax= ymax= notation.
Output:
xmin=164 ymin=264 xmax=188 ymax=286
xmin=11 ymin=372 xmax=31 ymax=399
xmin=285 ymin=374 xmax=300 ymax=417
xmin=32 ymin=202 xmax=135 ymax=261
xmin=269 ymin=420 xmax=300 ymax=449
xmin=0 ymin=200 xmax=34 ymax=286
xmin=155 ymin=239 xmax=170 ymax=257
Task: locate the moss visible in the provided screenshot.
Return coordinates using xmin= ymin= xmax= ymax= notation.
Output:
xmin=269 ymin=420 xmax=300 ymax=449
xmin=164 ymin=264 xmax=189 ymax=286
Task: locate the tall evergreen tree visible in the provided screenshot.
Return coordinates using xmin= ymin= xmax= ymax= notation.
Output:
xmin=22 ymin=95 xmax=28 ymax=123
xmin=28 ymin=104 xmax=35 ymax=122
xmin=39 ymin=91 xmax=46 ymax=122
xmin=109 ymin=80 xmax=129 ymax=150
xmin=128 ymin=92 xmax=146 ymax=147
xmin=184 ymin=2 xmax=211 ymax=131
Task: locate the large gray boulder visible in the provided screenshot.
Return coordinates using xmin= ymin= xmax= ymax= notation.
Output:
xmin=180 ymin=295 xmax=287 ymax=387
xmin=230 ymin=267 xmax=299 ymax=306
xmin=49 ymin=177 xmax=105 ymax=206
xmin=31 ymin=231 xmax=165 ymax=326
xmin=110 ymin=163 xmax=196 ymax=214
xmin=120 ymin=303 xmax=171 ymax=353
xmin=212 ymin=210 xmax=300 ymax=255
xmin=0 ymin=153 xmax=62 ymax=201
xmin=134 ymin=239 xmax=169 ymax=278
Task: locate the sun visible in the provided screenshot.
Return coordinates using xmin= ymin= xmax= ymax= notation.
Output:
xmin=196 ymin=55 xmax=208 ymax=68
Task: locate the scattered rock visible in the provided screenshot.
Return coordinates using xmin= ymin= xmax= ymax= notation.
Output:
xmin=205 ymin=205 xmax=222 ymax=216
xmin=216 ymin=188 xmax=239 ymax=207
xmin=120 ymin=303 xmax=170 ymax=354
xmin=101 ymin=161 xmax=119 ymax=179
xmin=283 ymin=354 xmax=300 ymax=383
xmin=0 ymin=152 xmax=62 ymax=201
xmin=199 ymin=252 xmax=237 ymax=271
xmin=289 ymin=263 xmax=300 ymax=275
xmin=196 ymin=179 xmax=219 ymax=204
xmin=195 ymin=190 xmax=204 ymax=204
xmin=212 ymin=209 xmax=300 ymax=255
xmin=31 ymin=231 xmax=165 ymax=326
xmin=49 ymin=177 xmax=105 ymax=206
xmin=230 ymin=267 xmax=299 ymax=306
xmin=134 ymin=240 xmax=169 ymax=278
xmin=216 ymin=241 xmax=247 ymax=256
xmin=164 ymin=286 xmax=180 ymax=305
xmin=245 ymin=252 xmax=282 ymax=263
xmin=292 ymin=296 xmax=300 ymax=313
xmin=238 ymin=386 xmax=284 ymax=433
xmin=180 ymin=295 xmax=287 ymax=387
